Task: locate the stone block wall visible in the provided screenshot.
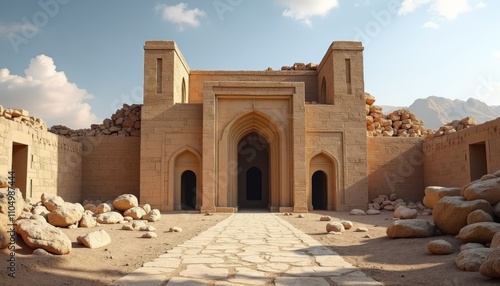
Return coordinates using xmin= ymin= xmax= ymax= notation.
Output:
xmin=81 ymin=137 xmax=140 ymax=202
xmin=0 ymin=117 xmax=82 ymax=203
xmin=367 ymin=137 xmax=425 ymax=203
xmin=423 ymin=117 xmax=500 ymax=188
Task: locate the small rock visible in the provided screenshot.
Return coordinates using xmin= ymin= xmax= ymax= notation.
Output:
xmin=139 ymin=225 xmax=156 ymax=232
xmin=339 ymin=221 xmax=353 ymax=230
xmin=367 ymin=209 xmax=381 ymax=215
xmin=79 ymin=213 xmax=97 ymax=228
xmin=297 ymin=214 xmax=305 ymax=218
xmin=122 ymin=225 xmax=134 ymax=231
xmin=455 ymin=248 xmax=494 ymax=272
xmin=479 ymin=248 xmax=500 ymax=278
xmin=394 ymin=206 xmax=418 ymax=219
xmin=141 ymin=204 xmax=152 ymax=214
xmin=355 ymin=227 xmax=369 ymax=232
xmin=132 ymin=220 xmax=148 ymax=230
xmin=77 ymin=229 xmax=111 ymax=249
xmin=363 ymin=234 xmax=371 ymax=238
xmin=383 ymin=205 xmax=395 ymax=211
xmin=460 ymin=243 xmax=485 ymax=252
xmin=350 ymin=209 xmax=366 ymax=215
xmin=124 ymin=207 xmax=146 ymax=220
xmin=467 ymin=209 xmax=494 ymax=225
xmin=113 ymin=194 xmax=139 ymax=211
xmin=326 ymin=222 xmax=345 ymax=233
xmin=142 ymin=232 xmax=157 ymax=238
xmin=143 ymin=209 xmax=161 ymax=222
xmin=95 ymin=212 xmax=124 ymax=224
xmin=169 ymin=227 xmax=182 ymax=232
xmin=123 ymin=216 xmax=134 ymax=222
xmin=428 ymin=239 xmax=453 ymax=255
xmin=33 ymin=248 xmax=52 ymax=256
xmin=456 ymin=222 xmax=500 ymax=244
xmin=386 ymin=219 xmax=436 ymax=238
xmin=389 ymin=193 xmax=397 ymax=201
xmin=319 ymin=216 xmax=331 ymax=221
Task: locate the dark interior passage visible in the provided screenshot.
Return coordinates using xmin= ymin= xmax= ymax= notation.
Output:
xmin=312 ymin=171 xmax=327 ymax=210
xmin=181 ymin=170 xmax=196 ymax=210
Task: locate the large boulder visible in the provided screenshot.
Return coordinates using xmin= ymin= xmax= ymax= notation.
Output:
xmin=47 ymin=203 xmax=83 ymax=227
xmin=423 ymin=186 xmax=461 ymax=209
xmin=326 ymin=222 xmax=345 ymax=233
xmin=0 ymin=187 xmax=25 ymax=220
xmin=386 ymin=219 xmax=436 ymax=238
xmin=41 ymin=193 xmax=65 ymax=212
xmin=462 ymin=176 xmax=500 ymax=205
xmin=96 ymin=211 xmax=123 ymax=224
xmin=77 ymin=229 xmax=111 ymax=249
xmin=456 ymin=222 xmax=500 ymax=244
xmin=94 ymin=203 xmax=113 ymax=214
xmin=491 ymin=231 xmax=500 ymax=248
xmin=428 ymin=239 xmax=453 ymax=255
xmin=15 ymin=219 xmax=71 ymax=255
xmin=480 ymin=248 xmax=500 ymax=278
xmin=112 ymin=194 xmax=138 ymax=211
xmin=0 ymin=214 xmax=12 ymax=249
xmin=432 ymin=196 xmax=493 ymax=235
xmin=467 ymin=209 xmax=494 ymax=225
xmin=143 ymin=209 xmax=161 ymax=222
xmin=124 ymin=207 xmax=146 ymax=220
xmin=394 ymin=206 xmax=418 ymax=219
xmin=455 ymin=248 xmax=494 ymax=272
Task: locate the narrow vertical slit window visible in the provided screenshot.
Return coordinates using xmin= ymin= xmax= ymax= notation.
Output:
xmin=345 ymin=58 xmax=352 ymax=94
xmin=156 ymin=58 xmax=162 ymax=94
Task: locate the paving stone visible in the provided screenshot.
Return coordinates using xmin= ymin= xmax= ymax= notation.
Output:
xmin=179 ymin=264 xmax=229 ymax=279
xmin=275 ymin=277 xmax=331 ymax=286
xmin=166 ymin=277 xmax=208 ymax=286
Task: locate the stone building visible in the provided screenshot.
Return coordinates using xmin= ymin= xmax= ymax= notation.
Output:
xmin=1 ymin=39 xmax=499 ymax=212
xmin=140 ymin=41 xmax=367 ymax=212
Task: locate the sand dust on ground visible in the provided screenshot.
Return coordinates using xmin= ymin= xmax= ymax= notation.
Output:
xmin=1 ymin=211 xmax=498 ymax=286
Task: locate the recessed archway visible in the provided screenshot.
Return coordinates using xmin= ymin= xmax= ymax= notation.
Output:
xmin=237 ymin=132 xmax=269 ymax=209
xmin=312 ymin=171 xmax=327 ymax=210
xmin=181 ymin=170 xmax=196 ymax=210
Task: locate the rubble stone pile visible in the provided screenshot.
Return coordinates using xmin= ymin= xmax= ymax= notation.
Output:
xmin=428 ymin=116 xmax=477 ymax=139
xmin=280 ymin=62 xmax=318 ymax=71
xmin=365 ymin=93 xmax=430 ymax=137
xmin=50 ymin=103 xmax=141 ymax=139
xmin=0 ymin=105 xmax=47 ymax=130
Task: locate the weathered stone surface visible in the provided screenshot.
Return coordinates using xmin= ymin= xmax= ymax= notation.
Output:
xmin=79 ymin=213 xmax=97 ymax=228
xmin=339 ymin=221 xmax=353 ymax=230
xmin=94 ymin=203 xmax=113 ymax=214
xmin=319 ymin=216 xmax=331 ymax=221
xmin=124 ymin=207 xmax=146 ymax=220
xmin=15 ymin=219 xmax=71 ymax=255
xmin=142 ymin=232 xmax=157 ymax=238
xmin=428 ymin=239 xmax=453 ymax=255
xmin=422 ymin=186 xmax=461 ymax=209
xmin=141 ymin=204 xmax=152 ymax=214
xmin=132 ymin=220 xmax=147 ymax=230
xmin=0 ymin=176 xmax=8 ymax=188
xmin=432 ymin=196 xmax=493 ymax=235
xmin=30 ymin=214 xmax=47 ymax=223
xmin=394 ymin=206 xmax=418 ymax=219
xmin=33 ymin=248 xmax=53 ymax=255
xmin=0 ymin=188 xmax=24 ymax=220
xmin=77 ymin=229 xmax=111 ymax=249
xmin=48 ymin=203 xmax=83 ymax=227
xmin=456 ymin=222 xmax=500 ymax=244
xmin=462 ymin=176 xmax=500 ymax=205
xmin=350 ymin=209 xmax=366 ymax=215
xmin=83 ymin=203 xmax=96 ymax=212
xmin=113 ymin=194 xmax=139 ymax=211
xmin=0 ymin=214 xmax=11 ymax=249
xmin=480 ymin=248 xmax=500 ymax=277
xmin=32 ymin=205 xmax=50 ymax=217
xmin=355 ymin=227 xmax=369 ymax=232
xmin=366 ymin=209 xmax=381 ymax=215
xmin=95 ymin=212 xmax=123 ymax=224
xmin=460 ymin=243 xmax=486 ymax=252
xmin=139 ymin=225 xmax=156 ymax=232
xmin=491 ymin=231 xmax=500 ymax=248
xmin=143 ymin=209 xmax=161 ymax=222
xmin=326 ymin=222 xmax=345 ymax=233
xmin=455 ymin=248 xmax=494 ymax=272
xmin=122 ymin=224 xmax=134 ymax=231
xmin=41 ymin=193 xmax=65 ymax=212
xmin=169 ymin=227 xmax=182 ymax=232
xmin=386 ymin=219 xmax=436 ymax=238
xmin=467 ymin=209 xmax=494 ymax=225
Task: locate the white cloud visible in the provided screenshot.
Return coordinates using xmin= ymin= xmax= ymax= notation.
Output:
xmin=423 ymin=20 xmax=440 ymax=29
xmin=156 ymin=2 xmax=206 ymax=30
xmin=399 ymin=0 xmax=472 ymax=20
xmin=0 ymin=55 xmax=99 ymax=129
xmin=275 ymin=0 xmax=339 ymax=26
xmin=494 ymin=51 xmax=500 ymax=59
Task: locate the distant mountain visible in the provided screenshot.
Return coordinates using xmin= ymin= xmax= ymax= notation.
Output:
xmin=381 ymin=96 xmax=500 ymax=130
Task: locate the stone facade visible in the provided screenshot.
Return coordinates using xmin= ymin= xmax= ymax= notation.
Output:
xmin=140 ymin=41 xmax=366 ymax=212
xmin=1 ymin=39 xmax=499 ymax=213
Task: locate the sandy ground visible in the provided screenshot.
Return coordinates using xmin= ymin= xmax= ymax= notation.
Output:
xmin=0 ymin=210 xmax=498 ymax=286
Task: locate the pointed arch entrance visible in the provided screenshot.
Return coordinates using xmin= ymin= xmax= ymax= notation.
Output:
xmin=219 ymin=110 xmax=291 ymax=212
xmin=237 ymin=132 xmax=269 ymax=209
xmin=309 ymin=152 xmax=337 ymax=211
xmin=169 ymin=147 xmax=201 ymax=211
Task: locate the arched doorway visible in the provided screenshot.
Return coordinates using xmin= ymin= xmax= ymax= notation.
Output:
xmin=181 ymin=170 xmax=196 ymax=210
xmin=312 ymin=171 xmax=327 ymax=210
xmin=237 ymin=132 xmax=269 ymax=209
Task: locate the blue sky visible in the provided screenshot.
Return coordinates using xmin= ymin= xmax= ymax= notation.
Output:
xmin=0 ymin=0 xmax=499 ymax=128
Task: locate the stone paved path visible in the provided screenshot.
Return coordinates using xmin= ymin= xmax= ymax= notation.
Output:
xmin=112 ymin=213 xmax=383 ymax=286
